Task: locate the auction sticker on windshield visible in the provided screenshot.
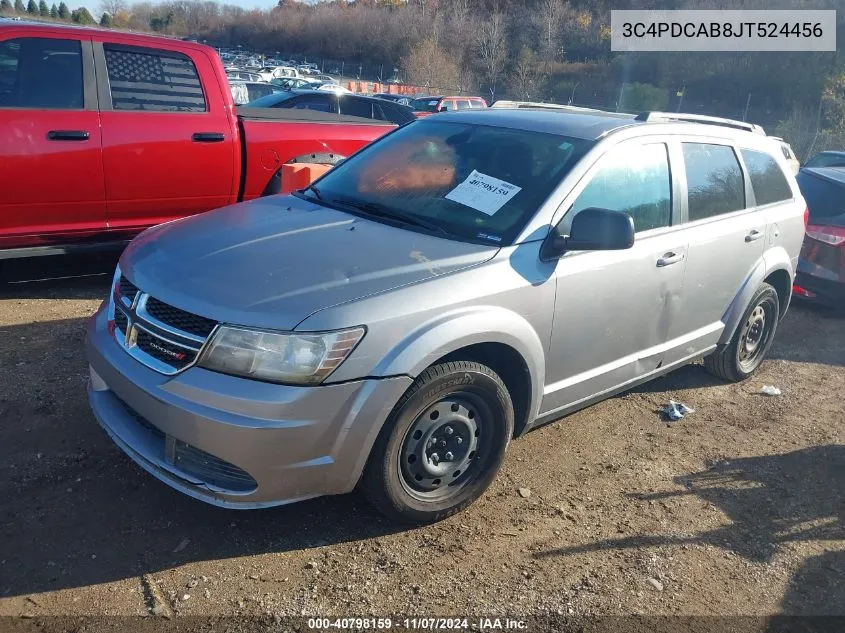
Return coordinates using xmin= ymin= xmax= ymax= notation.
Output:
xmin=445 ymin=170 xmax=522 ymax=216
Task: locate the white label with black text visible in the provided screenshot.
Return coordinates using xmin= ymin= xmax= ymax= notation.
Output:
xmin=445 ymin=170 xmax=522 ymax=216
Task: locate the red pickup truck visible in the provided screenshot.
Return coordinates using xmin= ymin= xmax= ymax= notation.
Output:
xmin=0 ymin=22 xmax=395 ymax=258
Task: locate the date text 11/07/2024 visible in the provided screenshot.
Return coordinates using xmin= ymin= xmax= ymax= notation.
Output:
xmin=306 ymin=617 xmax=529 ymax=630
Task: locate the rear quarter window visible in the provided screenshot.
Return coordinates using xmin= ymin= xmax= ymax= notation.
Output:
xmin=740 ymin=148 xmax=794 ymax=206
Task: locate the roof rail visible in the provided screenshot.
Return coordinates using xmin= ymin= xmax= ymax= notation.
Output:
xmin=635 ymin=111 xmax=766 ymax=135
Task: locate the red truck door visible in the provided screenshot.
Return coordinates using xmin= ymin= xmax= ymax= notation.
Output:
xmin=0 ymin=33 xmax=106 ymax=251
xmin=93 ymin=39 xmax=238 ymax=231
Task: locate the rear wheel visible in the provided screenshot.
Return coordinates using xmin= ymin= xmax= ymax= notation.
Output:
xmin=360 ymin=361 xmax=513 ymax=524
xmin=704 ymin=282 xmax=780 ymax=382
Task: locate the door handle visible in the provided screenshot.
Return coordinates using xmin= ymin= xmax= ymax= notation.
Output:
xmin=192 ymin=132 xmax=225 ymax=143
xmin=47 ymin=130 xmax=89 ymax=141
xmin=745 ymin=229 xmax=764 ymax=243
xmin=656 ymin=252 xmax=685 ymax=267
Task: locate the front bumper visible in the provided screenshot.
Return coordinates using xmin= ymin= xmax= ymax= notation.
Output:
xmin=86 ymin=303 xmax=412 ymax=508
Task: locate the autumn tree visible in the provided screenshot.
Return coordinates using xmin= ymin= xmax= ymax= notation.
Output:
xmin=0 ymin=0 xmax=13 ymax=12
xmin=475 ymin=11 xmax=507 ymax=101
xmin=510 ymin=47 xmax=547 ymax=101
xmin=400 ymin=36 xmax=459 ymax=91
xmin=98 ymin=0 xmax=124 ymax=20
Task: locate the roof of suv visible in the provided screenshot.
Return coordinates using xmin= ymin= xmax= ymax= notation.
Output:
xmin=432 ymin=109 xmax=639 ymax=140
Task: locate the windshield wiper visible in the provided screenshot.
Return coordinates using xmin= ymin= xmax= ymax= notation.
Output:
xmin=331 ymin=198 xmax=453 ymax=239
xmin=299 ymin=184 xmax=323 ymax=200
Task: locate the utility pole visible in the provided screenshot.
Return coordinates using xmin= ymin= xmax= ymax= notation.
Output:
xmin=676 ymin=85 xmax=685 ymax=112
xmin=569 ymin=81 xmax=579 ymax=105
xmin=742 ymin=93 xmax=752 ymax=121
xmin=616 ymin=82 xmax=625 ymax=112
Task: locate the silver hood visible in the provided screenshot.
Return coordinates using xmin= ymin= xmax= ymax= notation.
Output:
xmin=120 ymin=195 xmax=497 ymax=331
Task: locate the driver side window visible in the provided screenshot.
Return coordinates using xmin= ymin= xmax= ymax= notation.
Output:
xmin=564 ymin=143 xmax=672 ymax=234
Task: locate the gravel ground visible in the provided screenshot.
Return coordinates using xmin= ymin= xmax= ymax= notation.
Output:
xmin=0 ymin=257 xmax=843 ymax=624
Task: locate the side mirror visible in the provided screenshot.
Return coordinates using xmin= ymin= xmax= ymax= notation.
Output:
xmin=541 ymin=207 xmax=635 ymax=260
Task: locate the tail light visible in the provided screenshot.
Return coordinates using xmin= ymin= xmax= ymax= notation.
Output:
xmin=805 ymin=225 xmax=845 ymax=247
xmin=803 ymin=207 xmax=809 ymax=231
xmin=792 ymin=284 xmax=816 ymax=298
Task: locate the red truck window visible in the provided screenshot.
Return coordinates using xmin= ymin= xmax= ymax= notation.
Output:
xmin=0 ymin=38 xmax=83 ymax=110
xmin=103 ymin=44 xmax=206 ymax=113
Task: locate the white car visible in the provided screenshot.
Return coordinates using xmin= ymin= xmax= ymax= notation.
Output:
xmin=256 ymin=65 xmax=300 ymax=82
xmin=314 ymin=82 xmax=352 ymax=94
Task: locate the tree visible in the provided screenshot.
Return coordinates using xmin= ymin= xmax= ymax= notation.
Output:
xmin=50 ymin=2 xmax=57 ymax=17
xmin=98 ymin=0 xmax=123 ymax=19
xmin=57 ymin=0 xmax=68 ymax=18
xmin=0 ymin=0 xmax=13 ymax=12
xmin=400 ymin=36 xmax=459 ymax=91
xmin=536 ymin=0 xmax=566 ymax=59
xmin=13 ymin=0 xmax=24 ymax=12
xmin=511 ymin=47 xmax=547 ymax=101
xmin=475 ymin=11 xmax=507 ymax=101
xmin=99 ymin=10 xmax=110 ymax=25
xmin=38 ymin=0 xmax=47 ymax=15
xmin=71 ymin=6 xmax=94 ymax=22
xmin=26 ymin=0 xmax=37 ymax=13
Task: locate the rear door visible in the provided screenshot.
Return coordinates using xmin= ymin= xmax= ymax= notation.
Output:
xmin=0 ymin=33 xmax=106 ymax=250
xmin=94 ymin=39 xmax=237 ymax=231
xmin=664 ymin=140 xmax=767 ymax=362
xmin=339 ymin=95 xmax=377 ymax=120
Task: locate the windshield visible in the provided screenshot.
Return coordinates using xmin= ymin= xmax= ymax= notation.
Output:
xmin=413 ymin=98 xmax=441 ymax=113
xmin=299 ymin=120 xmax=593 ymax=245
xmin=805 ymin=153 xmax=845 ymax=169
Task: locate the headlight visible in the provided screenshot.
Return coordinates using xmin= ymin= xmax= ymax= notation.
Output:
xmin=198 ymin=325 xmax=365 ymax=385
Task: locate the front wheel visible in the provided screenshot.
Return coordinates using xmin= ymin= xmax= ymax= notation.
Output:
xmin=360 ymin=361 xmax=514 ymax=524
xmin=704 ymin=282 xmax=780 ymax=382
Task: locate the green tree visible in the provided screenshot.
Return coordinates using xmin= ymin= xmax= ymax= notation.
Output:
xmin=57 ymin=0 xmax=69 ymax=18
xmin=49 ymin=2 xmax=57 ymax=16
xmin=26 ymin=0 xmax=37 ymax=13
xmin=38 ymin=0 xmax=48 ymax=15
xmin=13 ymin=0 xmax=24 ymax=12
xmin=0 ymin=0 xmax=13 ymax=12
xmin=71 ymin=6 xmax=94 ymax=22
xmin=99 ymin=10 xmax=110 ymax=25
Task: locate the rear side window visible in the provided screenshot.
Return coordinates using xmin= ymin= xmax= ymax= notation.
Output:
xmin=682 ymin=143 xmax=745 ymax=221
xmin=374 ymin=101 xmax=414 ymax=125
xmin=104 ymin=45 xmax=205 ymax=112
xmin=279 ymin=95 xmax=334 ymax=112
xmin=796 ymin=171 xmax=845 ymax=220
xmin=340 ymin=97 xmax=374 ymax=119
xmin=470 ymin=99 xmax=486 ymax=109
xmin=0 ymin=38 xmax=83 ymax=110
xmin=456 ymin=99 xmax=472 ymax=109
xmin=741 ymin=148 xmax=793 ymax=206
xmin=569 ymin=143 xmax=672 ymax=233
xmin=439 ymin=100 xmax=454 ymax=111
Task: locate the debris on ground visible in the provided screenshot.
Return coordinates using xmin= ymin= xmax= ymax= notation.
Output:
xmin=172 ymin=538 xmax=190 ymax=554
xmin=760 ymin=385 xmax=782 ymax=396
xmin=647 ymin=578 xmax=665 ymax=592
xmin=660 ymin=400 xmax=695 ymax=421
xmin=517 ymin=487 xmax=532 ymax=499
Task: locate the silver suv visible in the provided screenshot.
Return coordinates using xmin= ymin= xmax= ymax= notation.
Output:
xmin=86 ymin=109 xmax=806 ymax=523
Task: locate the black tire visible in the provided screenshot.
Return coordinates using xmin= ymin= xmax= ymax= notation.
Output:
xmin=704 ymin=282 xmax=780 ymax=382
xmin=360 ymin=361 xmax=514 ymax=524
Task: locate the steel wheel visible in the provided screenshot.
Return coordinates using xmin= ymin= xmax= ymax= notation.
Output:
xmin=737 ymin=300 xmax=775 ymax=372
xmin=398 ymin=392 xmax=491 ymax=501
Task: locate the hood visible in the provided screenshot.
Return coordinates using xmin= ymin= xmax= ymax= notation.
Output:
xmin=121 ymin=195 xmax=497 ymax=331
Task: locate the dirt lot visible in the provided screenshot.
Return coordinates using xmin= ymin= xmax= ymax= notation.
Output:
xmin=1 ymin=257 xmax=843 ymax=624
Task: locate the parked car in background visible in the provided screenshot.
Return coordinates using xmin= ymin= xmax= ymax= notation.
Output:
xmin=313 ymin=82 xmax=352 ymax=94
xmin=226 ymin=70 xmax=263 ymax=83
xmin=374 ymin=93 xmax=413 ymax=107
xmin=412 ymin=95 xmax=488 ymax=117
xmin=769 ymin=136 xmax=800 ymax=174
xmin=230 ymin=81 xmax=285 ymax=106
xmin=314 ymin=74 xmax=338 ymax=84
xmin=804 ymin=150 xmax=845 ymax=169
xmin=247 ymin=90 xmax=415 ymax=125
xmin=0 ymin=22 xmax=397 ymax=257
xmin=794 ymin=167 xmax=845 ymax=308
xmin=256 ymin=65 xmax=300 ymax=82
xmin=271 ymin=77 xmax=321 ymax=91
xmin=88 ymin=109 xmax=805 ymax=523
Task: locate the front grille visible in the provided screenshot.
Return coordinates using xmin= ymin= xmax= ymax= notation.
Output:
xmin=173 ymin=441 xmax=257 ymax=492
xmin=145 ymin=297 xmax=217 ymax=338
xmin=114 ymin=308 xmax=128 ymax=332
xmin=135 ymin=329 xmax=197 ymax=370
xmin=119 ymin=275 xmax=139 ymax=302
xmin=115 ymin=396 xmax=257 ymax=494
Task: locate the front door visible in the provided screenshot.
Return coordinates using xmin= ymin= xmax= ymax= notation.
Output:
xmin=541 ymin=140 xmax=688 ymax=416
xmin=0 ymin=34 xmax=106 ymax=250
